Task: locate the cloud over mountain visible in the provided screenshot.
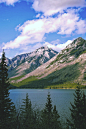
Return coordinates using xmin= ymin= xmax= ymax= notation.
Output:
xmin=3 ymin=9 xmax=86 ymax=51
xmin=1 ymin=0 xmax=86 ymax=59
xmin=44 ymin=40 xmax=73 ymax=52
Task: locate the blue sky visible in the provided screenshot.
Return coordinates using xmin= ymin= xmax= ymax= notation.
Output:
xmin=0 ymin=0 xmax=86 ymax=58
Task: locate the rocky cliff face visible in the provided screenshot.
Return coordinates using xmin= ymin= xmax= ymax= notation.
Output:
xmin=9 ymin=37 xmax=86 ymax=88
xmin=49 ymin=37 xmax=86 ymax=65
xmin=7 ymin=46 xmax=58 ymax=77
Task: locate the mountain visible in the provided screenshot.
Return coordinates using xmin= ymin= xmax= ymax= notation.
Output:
xmin=7 ymin=46 xmax=58 ymax=78
xmin=9 ymin=37 xmax=86 ymax=89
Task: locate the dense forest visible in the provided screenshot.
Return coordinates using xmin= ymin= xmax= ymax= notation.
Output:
xmin=0 ymin=51 xmax=86 ymax=129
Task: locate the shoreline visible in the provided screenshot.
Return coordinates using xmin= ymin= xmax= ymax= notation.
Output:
xmin=9 ymin=87 xmax=86 ymax=90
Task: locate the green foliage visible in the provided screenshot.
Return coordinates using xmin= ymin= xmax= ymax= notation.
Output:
xmin=18 ymin=93 xmax=40 ymax=129
xmin=8 ymin=67 xmax=20 ymax=78
xmin=70 ymin=48 xmax=79 ymax=56
xmin=65 ymin=48 xmax=70 ymax=52
xmin=0 ymin=50 xmax=16 ymax=129
xmin=11 ymin=76 xmax=38 ymax=87
xmin=45 ymin=63 xmax=80 ymax=85
xmin=9 ymin=75 xmax=25 ymax=81
xmin=84 ymin=70 xmax=86 ymax=80
xmin=1 ymin=50 xmax=86 ymax=129
xmin=41 ymin=92 xmax=61 ymax=129
xmin=81 ymin=50 xmax=86 ymax=54
xmin=70 ymin=40 xmax=86 ymax=58
xmin=52 ymin=105 xmax=61 ymax=129
xmin=76 ymin=39 xmax=86 ymax=48
xmin=46 ymin=38 xmax=86 ymax=69
xmin=10 ymin=63 xmax=81 ymax=89
xmin=67 ymin=87 xmax=86 ymax=129
xmin=1 ymin=83 xmax=86 ymax=128
xmin=16 ymin=92 xmax=62 ymax=129
xmin=46 ymin=82 xmax=84 ymax=89
xmin=46 ymin=53 xmax=63 ymax=68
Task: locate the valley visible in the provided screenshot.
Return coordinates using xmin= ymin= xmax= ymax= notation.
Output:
xmin=6 ymin=37 xmax=86 ymax=89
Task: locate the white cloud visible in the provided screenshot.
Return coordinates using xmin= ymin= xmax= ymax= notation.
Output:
xmin=20 ymin=42 xmax=42 ymax=52
xmin=14 ymin=43 xmax=42 ymax=56
xmin=44 ymin=40 xmax=72 ymax=52
xmin=36 ymin=13 xmax=41 ymax=18
xmin=57 ymin=10 xmax=78 ymax=34
xmin=32 ymin=0 xmax=86 ymax=16
xmin=0 ymin=0 xmax=19 ymax=5
xmin=76 ymin=19 xmax=86 ymax=34
xmin=3 ymin=35 xmax=29 ymax=49
xmin=51 ymin=39 xmax=60 ymax=45
xmin=2 ymin=10 xmax=86 ymax=50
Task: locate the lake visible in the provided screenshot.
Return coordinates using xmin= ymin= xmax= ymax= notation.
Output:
xmin=9 ymin=89 xmax=86 ymax=123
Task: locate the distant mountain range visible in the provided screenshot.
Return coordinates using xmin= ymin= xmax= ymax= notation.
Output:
xmin=7 ymin=37 xmax=86 ymax=89
xmin=6 ymin=46 xmax=58 ymax=77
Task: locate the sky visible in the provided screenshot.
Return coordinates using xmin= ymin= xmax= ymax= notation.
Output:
xmin=0 ymin=0 xmax=86 ymax=58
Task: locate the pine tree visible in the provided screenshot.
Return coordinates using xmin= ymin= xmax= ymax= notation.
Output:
xmin=67 ymin=86 xmax=86 ymax=129
xmin=20 ymin=93 xmax=32 ymax=129
xmin=52 ymin=105 xmax=61 ymax=129
xmin=0 ymin=50 xmax=16 ymax=129
xmin=41 ymin=92 xmax=53 ymax=129
xmin=80 ymin=92 xmax=86 ymax=128
xmin=20 ymin=93 xmax=39 ymax=129
xmin=41 ymin=92 xmax=61 ymax=129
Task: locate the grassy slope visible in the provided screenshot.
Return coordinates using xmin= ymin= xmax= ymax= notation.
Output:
xmin=9 ymin=75 xmax=25 ymax=81
xmin=10 ymin=62 xmax=86 ymax=89
xmin=8 ymin=67 xmax=20 ymax=78
xmin=9 ymin=38 xmax=86 ymax=89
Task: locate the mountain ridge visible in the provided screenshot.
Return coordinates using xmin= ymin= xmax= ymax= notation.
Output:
xmin=9 ymin=37 xmax=86 ymax=89
xmin=7 ymin=46 xmax=58 ymax=78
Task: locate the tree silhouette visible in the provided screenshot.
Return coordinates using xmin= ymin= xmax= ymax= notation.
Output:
xmin=67 ymin=86 xmax=86 ymax=129
xmin=0 ymin=50 xmax=16 ymax=129
xmin=41 ymin=92 xmax=61 ymax=129
xmin=20 ymin=93 xmax=40 ymax=129
xmin=52 ymin=105 xmax=61 ymax=129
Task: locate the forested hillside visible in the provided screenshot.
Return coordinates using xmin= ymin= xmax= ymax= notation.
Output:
xmin=10 ymin=37 xmax=86 ymax=89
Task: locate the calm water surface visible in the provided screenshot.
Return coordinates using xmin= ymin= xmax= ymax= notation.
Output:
xmin=9 ymin=89 xmax=86 ymax=122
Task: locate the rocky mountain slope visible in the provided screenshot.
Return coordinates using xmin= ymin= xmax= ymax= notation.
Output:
xmin=7 ymin=46 xmax=58 ymax=77
xmin=9 ymin=37 xmax=86 ymax=89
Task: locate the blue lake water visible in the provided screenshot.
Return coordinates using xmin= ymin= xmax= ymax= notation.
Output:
xmin=9 ymin=89 xmax=86 ymax=123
